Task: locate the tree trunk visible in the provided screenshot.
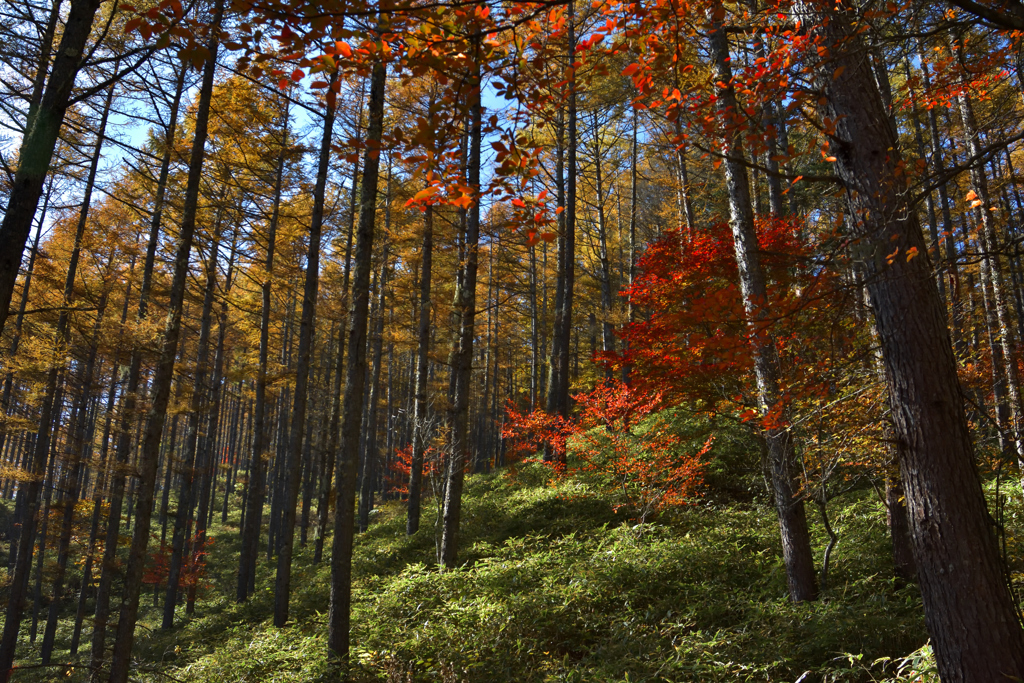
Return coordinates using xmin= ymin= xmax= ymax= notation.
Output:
xmin=440 ymin=35 xmax=484 ymax=569
xmin=273 ymin=70 xmax=337 ymax=627
xmin=958 ymin=93 xmax=1024 ymax=467
xmin=163 ymin=203 xmax=225 ymax=628
xmin=238 ymin=98 xmax=291 ymax=600
xmin=315 ymin=148 xmax=360 ymax=563
xmin=407 ymin=204 xmax=434 ymax=535
xmin=40 ymin=284 xmax=110 ymax=664
xmin=0 ymin=0 xmax=102 ymax=337
xmin=327 ymin=53 xmax=385 ymax=668
xmin=107 ymin=4 xmax=222 ymax=679
xmin=805 ymin=4 xmax=1024 ymax=679
xmin=0 ymin=47 xmax=114 ymax=672
xmin=91 ymin=63 xmax=186 ymax=673
xmin=709 ymin=1 xmax=817 ymax=602
xmin=592 ymin=110 xmax=615 ymax=375
xmin=360 ymin=251 xmax=389 ymax=533
xmin=546 ymin=4 xmax=577 ymax=448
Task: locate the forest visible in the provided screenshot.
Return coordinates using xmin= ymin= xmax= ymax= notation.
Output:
xmin=1 ymin=0 xmax=1023 ymax=679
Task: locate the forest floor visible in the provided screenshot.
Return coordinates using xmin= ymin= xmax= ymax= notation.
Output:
xmin=20 ymin=460 xmax=959 ymax=682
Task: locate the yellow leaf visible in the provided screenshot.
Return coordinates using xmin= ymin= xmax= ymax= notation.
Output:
xmin=905 ymin=246 xmax=919 ymax=262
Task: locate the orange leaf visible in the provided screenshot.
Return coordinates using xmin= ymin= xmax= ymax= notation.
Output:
xmin=336 ymin=41 xmax=352 ymax=57
xmin=451 ymin=194 xmax=474 ymax=210
xmin=412 ymin=186 xmax=440 ymax=202
xmin=622 ymin=63 xmax=639 ymax=77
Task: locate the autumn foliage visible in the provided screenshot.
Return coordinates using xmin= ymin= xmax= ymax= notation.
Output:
xmin=386 ymin=443 xmax=442 ymax=496
xmin=142 ymin=533 xmax=215 ymax=595
xmin=504 ymin=380 xmax=709 ymax=519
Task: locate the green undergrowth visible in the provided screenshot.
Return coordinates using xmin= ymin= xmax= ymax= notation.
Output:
xmin=69 ymin=463 xmax=935 ymax=683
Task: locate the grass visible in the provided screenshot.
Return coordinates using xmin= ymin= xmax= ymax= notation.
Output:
xmin=17 ymin=460 xmax=936 ymax=683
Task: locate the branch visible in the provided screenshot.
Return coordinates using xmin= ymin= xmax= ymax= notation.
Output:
xmin=944 ymin=0 xmax=1024 ymax=30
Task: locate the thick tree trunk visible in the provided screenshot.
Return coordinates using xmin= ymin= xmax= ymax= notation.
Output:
xmin=0 ymin=0 xmax=102 ymax=337
xmin=805 ymin=3 xmax=1024 ymax=679
xmin=0 ymin=185 xmax=49 ymax=462
xmin=327 ymin=54 xmax=385 ymax=667
xmin=709 ymin=3 xmax=817 ymax=602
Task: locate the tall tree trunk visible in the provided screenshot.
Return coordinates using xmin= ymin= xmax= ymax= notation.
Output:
xmin=327 ymin=53 xmax=386 ymax=667
xmin=622 ymin=107 xmax=638 ymax=383
xmin=273 ymin=72 xmax=337 ymax=626
xmin=0 ymin=52 xmax=115 ymax=674
xmin=91 ymin=63 xmax=186 ymax=673
xmin=805 ymin=3 xmax=1024 ymax=679
xmin=238 ymin=99 xmax=291 ymax=600
xmin=360 ymin=251 xmax=389 ymax=532
xmin=440 ymin=34 xmax=485 ymax=569
xmin=958 ymin=93 xmax=1024 ymax=467
xmin=0 ymin=183 xmax=49 ymax=461
xmin=709 ymin=2 xmax=817 ymax=602
xmin=0 ymin=0 xmax=102 ymax=337
xmin=163 ymin=201 xmax=225 ymax=629
xmin=904 ymin=59 xmax=946 ymax=305
xmin=40 ymin=284 xmax=110 ymax=664
xmin=407 ymin=204 xmax=434 ymax=535
xmin=546 ymin=4 xmax=577 ymax=443
xmin=314 ymin=115 xmax=361 ymax=563
xmin=592 ymin=110 xmax=615 ymax=375
xmin=71 ymin=273 xmax=129 ymax=657
xmin=188 ymin=236 xmax=237 ymax=615
xmin=107 ymin=4 xmax=223 ymax=679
